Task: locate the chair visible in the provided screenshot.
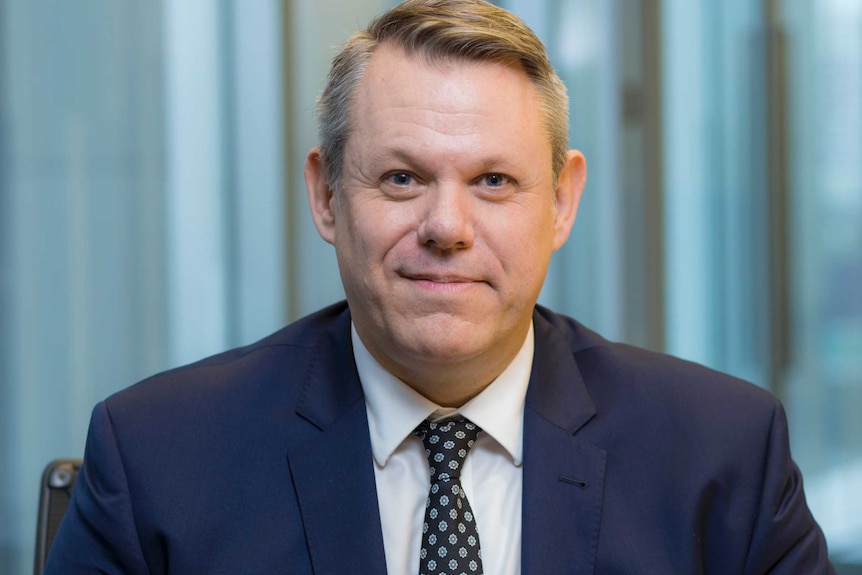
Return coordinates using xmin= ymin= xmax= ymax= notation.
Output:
xmin=34 ymin=459 xmax=82 ymax=575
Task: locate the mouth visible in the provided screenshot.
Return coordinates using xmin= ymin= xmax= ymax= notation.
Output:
xmin=400 ymin=271 xmax=486 ymax=293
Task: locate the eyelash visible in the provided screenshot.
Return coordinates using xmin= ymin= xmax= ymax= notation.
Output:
xmin=383 ymin=172 xmax=513 ymax=187
xmin=480 ymin=173 xmax=509 ymax=187
xmin=386 ymin=172 xmax=416 ymax=186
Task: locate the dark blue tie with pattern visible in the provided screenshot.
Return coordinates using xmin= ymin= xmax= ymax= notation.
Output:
xmin=414 ymin=418 xmax=484 ymax=575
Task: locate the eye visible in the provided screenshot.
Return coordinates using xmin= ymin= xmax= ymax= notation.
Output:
xmin=385 ymin=172 xmax=415 ymax=186
xmin=379 ymin=170 xmax=423 ymax=199
xmin=481 ymin=173 xmax=510 ymax=187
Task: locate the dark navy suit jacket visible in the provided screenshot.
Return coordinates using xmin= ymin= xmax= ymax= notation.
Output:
xmin=46 ymin=302 xmax=834 ymax=574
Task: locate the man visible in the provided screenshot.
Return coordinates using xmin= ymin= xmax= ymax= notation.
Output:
xmin=46 ymin=0 xmax=834 ymax=573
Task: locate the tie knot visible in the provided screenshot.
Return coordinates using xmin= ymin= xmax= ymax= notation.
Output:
xmin=414 ymin=418 xmax=481 ymax=483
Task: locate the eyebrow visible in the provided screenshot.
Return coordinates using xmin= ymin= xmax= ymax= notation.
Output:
xmin=372 ymin=147 xmax=420 ymax=165
xmin=369 ymin=147 xmax=517 ymax=174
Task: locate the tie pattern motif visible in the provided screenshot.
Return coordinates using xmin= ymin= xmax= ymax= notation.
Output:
xmin=414 ymin=418 xmax=484 ymax=575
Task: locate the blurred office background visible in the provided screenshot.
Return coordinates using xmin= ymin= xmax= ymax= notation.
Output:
xmin=0 ymin=0 xmax=859 ymax=572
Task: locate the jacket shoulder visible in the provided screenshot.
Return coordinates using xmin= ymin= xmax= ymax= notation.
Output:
xmin=534 ymin=305 xmax=780 ymax=421
xmin=104 ymin=301 xmax=351 ymax=416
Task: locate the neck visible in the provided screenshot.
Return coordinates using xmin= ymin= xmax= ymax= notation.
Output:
xmin=397 ymin=367 xmax=498 ymax=407
xmin=370 ymin=336 xmax=527 ymax=408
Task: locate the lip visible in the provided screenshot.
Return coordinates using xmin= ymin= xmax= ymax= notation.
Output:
xmin=401 ymin=272 xmax=485 ymax=293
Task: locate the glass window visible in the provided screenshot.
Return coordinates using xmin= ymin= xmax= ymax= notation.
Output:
xmin=661 ymin=0 xmax=862 ymax=568
xmin=779 ymin=0 xmax=862 ymax=565
xmin=0 ymin=1 xmax=285 ymax=571
xmin=0 ymin=3 xmax=169 ymax=571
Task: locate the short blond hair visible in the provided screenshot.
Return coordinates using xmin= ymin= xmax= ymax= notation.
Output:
xmin=316 ymin=0 xmax=569 ymax=190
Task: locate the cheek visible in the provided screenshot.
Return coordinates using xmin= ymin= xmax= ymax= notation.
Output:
xmin=490 ymin=207 xmax=554 ymax=254
xmin=486 ymin=217 xmax=556 ymax=293
xmin=336 ymin=203 xmax=415 ymax=268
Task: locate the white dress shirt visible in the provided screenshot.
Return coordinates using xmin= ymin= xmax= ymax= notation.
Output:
xmin=352 ymin=323 xmax=533 ymax=575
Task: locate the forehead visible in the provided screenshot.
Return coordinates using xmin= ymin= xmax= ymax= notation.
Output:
xmin=350 ymin=45 xmax=547 ymax=150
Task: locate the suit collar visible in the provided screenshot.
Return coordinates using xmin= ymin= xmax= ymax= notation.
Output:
xmin=521 ymin=308 xmax=607 ymax=575
xmin=287 ymin=307 xmax=388 ymax=575
xmin=292 ymin=303 xmax=598 ymax=435
xmin=525 ymin=308 xmax=597 ymax=433
xmin=293 ymin=306 xmax=364 ymax=430
xmin=287 ymin=305 xmax=607 ymax=575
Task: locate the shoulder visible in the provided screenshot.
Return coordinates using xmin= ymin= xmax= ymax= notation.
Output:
xmin=103 ymin=301 xmax=352 ymax=421
xmin=534 ymin=307 xmax=830 ymax=572
xmin=534 ymin=305 xmax=787 ymax=507
xmin=534 ymin=305 xmax=781 ymax=434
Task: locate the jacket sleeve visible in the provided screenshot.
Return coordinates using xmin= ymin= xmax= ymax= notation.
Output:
xmin=44 ymin=401 xmax=151 ymax=575
xmin=744 ymin=399 xmax=835 ymax=574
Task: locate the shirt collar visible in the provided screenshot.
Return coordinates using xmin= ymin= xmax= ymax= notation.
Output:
xmin=353 ymin=322 xmax=533 ymax=468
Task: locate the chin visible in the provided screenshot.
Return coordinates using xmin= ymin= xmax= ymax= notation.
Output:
xmin=398 ymin=327 xmax=492 ymax=365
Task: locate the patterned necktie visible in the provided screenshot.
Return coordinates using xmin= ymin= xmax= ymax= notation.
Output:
xmin=414 ymin=418 xmax=484 ymax=575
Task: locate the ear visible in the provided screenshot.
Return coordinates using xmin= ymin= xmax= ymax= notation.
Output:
xmin=551 ymin=150 xmax=587 ymax=251
xmin=305 ymin=147 xmax=337 ymax=245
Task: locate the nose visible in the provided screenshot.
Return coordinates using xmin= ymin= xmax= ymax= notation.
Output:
xmin=416 ymin=184 xmax=475 ymax=251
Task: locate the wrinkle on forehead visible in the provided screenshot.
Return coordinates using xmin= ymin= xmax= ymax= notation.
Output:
xmin=354 ymin=45 xmax=541 ymax=134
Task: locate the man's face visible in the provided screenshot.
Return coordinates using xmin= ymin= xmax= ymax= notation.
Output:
xmin=307 ymin=45 xmax=584 ymax=402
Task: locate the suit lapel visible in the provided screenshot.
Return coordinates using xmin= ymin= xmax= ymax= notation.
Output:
xmin=285 ymin=306 xmax=608 ymax=574
xmin=521 ymin=311 xmax=607 ymax=575
xmin=286 ymin=310 xmax=387 ymax=575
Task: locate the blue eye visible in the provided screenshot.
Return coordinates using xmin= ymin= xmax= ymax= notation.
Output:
xmin=388 ymin=172 xmax=413 ymax=186
xmin=483 ymin=173 xmax=508 ymax=187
